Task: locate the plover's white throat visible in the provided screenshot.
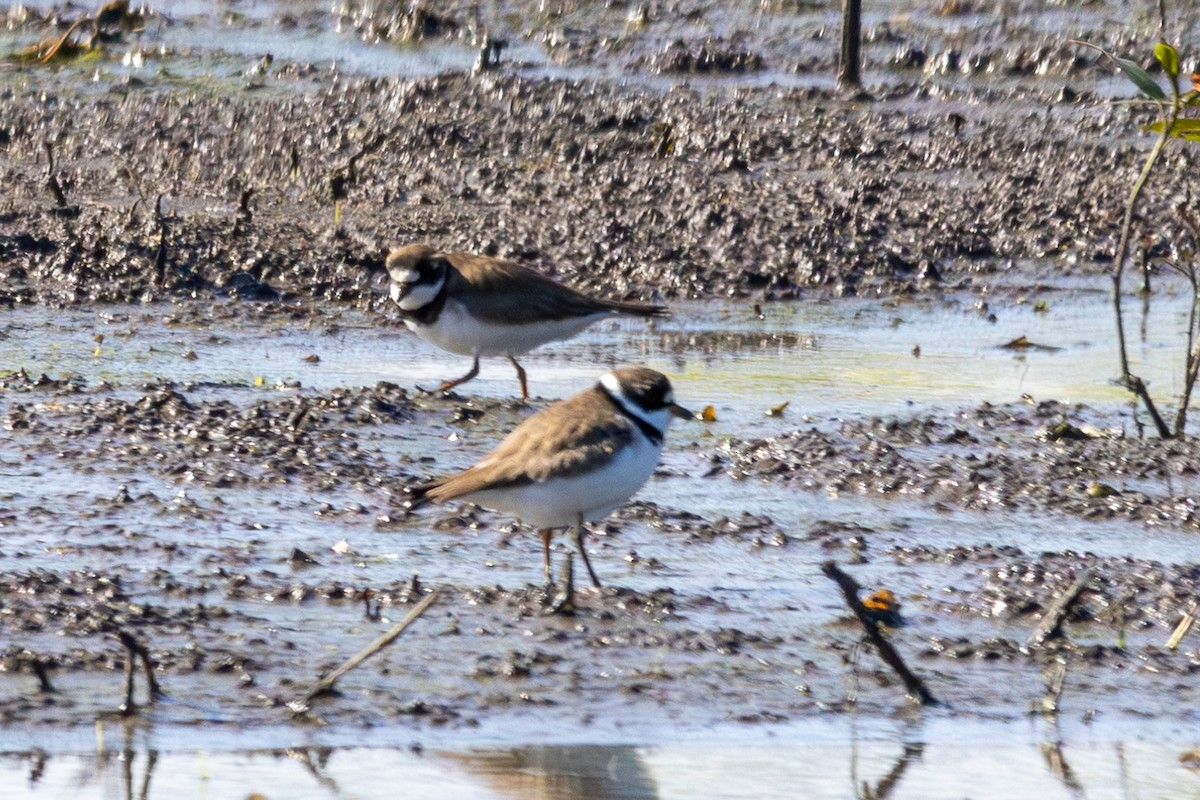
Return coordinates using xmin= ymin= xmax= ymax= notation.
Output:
xmin=406 ymin=366 xmax=693 ymax=587
xmin=386 ymin=244 xmax=668 ymax=401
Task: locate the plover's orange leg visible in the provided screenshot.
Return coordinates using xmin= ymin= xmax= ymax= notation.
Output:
xmin=435 ymin=356 xmax=481 ymax=394
xmin=540 ymin=528 xmax=555 ymax=584
xmin=509 ymin=356 xmax=529 ymax=402
xmin=573 ymin=514 xmax=602 ymax=588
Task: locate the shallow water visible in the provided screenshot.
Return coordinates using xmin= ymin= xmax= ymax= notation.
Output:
xmin=6 ymin=722 xmax=1200 ymax=799
xmin=1 ymin=286 xmax=1179 ymax=413
xmin=0 ymin=0 xmax=1147 ymax=98
xmin=7 ymin=738 xmax=1200 ymax=800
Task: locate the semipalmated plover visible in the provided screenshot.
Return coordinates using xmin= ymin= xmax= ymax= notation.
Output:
xmin=406 ymin=366 xmax=693 ymax=587
xmin=386 ymin=244 xmax=667 ymax=400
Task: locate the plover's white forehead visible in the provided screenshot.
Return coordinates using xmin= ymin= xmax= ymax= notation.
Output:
xmin=390 ymin=268 xmax=421 ymax=285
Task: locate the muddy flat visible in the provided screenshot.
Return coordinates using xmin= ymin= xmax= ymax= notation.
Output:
xmin=2 ymin=2 xmax=1200 ymax=798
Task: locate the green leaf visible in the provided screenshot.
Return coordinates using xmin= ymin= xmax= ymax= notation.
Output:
xmin=1144 ymin=118 xmax=1200 ymax=139
xmin=1154 ymin=42 xmax=1179 ymax=79
xmin=1116 ymin=56 xmax=1166 ymax=100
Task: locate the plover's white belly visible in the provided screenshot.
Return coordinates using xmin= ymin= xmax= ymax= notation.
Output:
xmin=466 ymin=435 xmax=663 ymax=528
xmin=407 ymin=300 xmax=612 ymax=358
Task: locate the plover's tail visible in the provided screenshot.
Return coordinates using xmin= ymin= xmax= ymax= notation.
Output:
xmin=600 ymin=298 xmax=670 ymax=318
xmin=402 ymin=481 xmax=435 ymax=511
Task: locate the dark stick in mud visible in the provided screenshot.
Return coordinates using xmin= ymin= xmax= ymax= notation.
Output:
xmin=1027 ymin=569 xmax=1096 ymax=649
xmin=43 ymin=141 xmax=69 ymax=207
xmin=153 ymin=193 xmax=169 ymax=287
xmin=821 ymin=561 xmax=937 ymax=706
xmin=27 ymin=656 xmax=56 ymax=694
xmin=838 ymin=0 xmax=862 ymax=90
xmin=295 ymin=590 xmax=439 ymax=707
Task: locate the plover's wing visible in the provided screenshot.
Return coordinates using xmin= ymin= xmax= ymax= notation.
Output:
xmin=425 ymin=390 xmax=635 ymax=501
xmin=449 ymin=255 xmax=665 ymax=324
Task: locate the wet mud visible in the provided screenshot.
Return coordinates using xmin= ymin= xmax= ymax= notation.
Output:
xmin=0 ymin=0 xmax=1199 ymax=760
xmin=721 ymin=400 xmax=1200 ymax=528
xmin=2 ymin=350 xmax=1199 ymax=741
xmin=1 ymin=1 xmax=1197 ymax=309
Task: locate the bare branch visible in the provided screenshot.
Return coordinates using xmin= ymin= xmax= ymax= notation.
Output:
xmin=293 ymin=590 xmax=439 ymax=710
xmin=821 ymin=561 xmax=937 ymax=706
xmin=1028 ymin=570 xmax=1096 ymax=649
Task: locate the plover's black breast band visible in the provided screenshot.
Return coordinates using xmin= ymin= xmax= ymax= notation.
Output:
xmin=597 ymin=383 xmax=664 ymax=446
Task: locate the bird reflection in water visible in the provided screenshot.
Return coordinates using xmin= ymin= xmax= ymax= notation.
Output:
xmin=445 ymin=744 xmax=658 ymax=800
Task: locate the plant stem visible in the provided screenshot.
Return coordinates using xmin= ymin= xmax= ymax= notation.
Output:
xmin=1174 ymin=204 xmax=1200 ymax=432
xmin=1112 ymin=103 xmax=1178 ymax=438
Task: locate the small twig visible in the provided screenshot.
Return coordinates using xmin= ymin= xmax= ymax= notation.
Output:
xmin=1040 ymin=655 xmax=1068 ymax=715
xmin=821 ymin=561 xmax=937 ymax=706
xmin=1085 ymin=33 xmax=1180 ymax=438
xmin=153 ymin=193 xmax=169 ymax=287
xmin=293 ymin=590 xmax=438 ymax=708
xmin=1028 ymin=569 xmax=1096 ymax=649
xmin=1120 ymin=375 xmax=1172 ymax=439
xmin=121 ymin=745 xmax=134 ymax=800
xmin=29 ymin=656 xmax=56 ymax=694
xmin=1172 ymin=199 xmax=1200 ymax=433
xmin=837 ymin=0 xmax=862 ymax=91
xmin=232 ymin=185 xmax=256 ymax=236
xmin=37 ymin=17 xmax=87 ymax=65
xmin=474 ymin=35 xmax=506 ymax=72
xmin=43 ymin=141 xmax=68 ymax=207
xmin=1167 ymin=600 xmax=1198 ymax=650
xmin=238 ymin=186 xmax=256 ymax=221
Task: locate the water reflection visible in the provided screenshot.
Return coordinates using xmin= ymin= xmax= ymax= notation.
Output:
xmin=5 ymin=736 xmax=1200 ymax=799
xmin=2 ymin=744 xmax=658 ymax=800
xmin=1041 ymin=739 xmax=1084 ymax=798
xmin=446 ymin=745 xmax=657 ymax=800
xmin=851 ymin=741 xmax=924 ymax=799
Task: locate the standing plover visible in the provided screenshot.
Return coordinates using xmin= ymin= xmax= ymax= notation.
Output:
xmin=407 ymin=367 xmax=692 ymax=586
xmin=386 ymin=244 xmax=667 ymax=400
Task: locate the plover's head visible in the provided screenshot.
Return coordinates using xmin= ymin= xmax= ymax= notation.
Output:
xmin=599 ymin=367 xmax=694 ymax=439
xmin=386 ymin=244 xmax=449 ymax=311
